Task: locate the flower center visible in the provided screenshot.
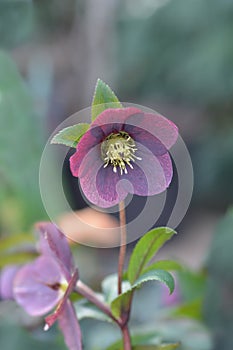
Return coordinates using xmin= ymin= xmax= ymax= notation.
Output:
xmin=101 ymin=131 xmax=141 ymax=175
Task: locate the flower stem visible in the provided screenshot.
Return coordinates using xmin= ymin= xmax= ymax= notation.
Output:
xmin=121 ymin=326 xmax=131 ymax=350
xmin=118 ymin=200 xmax=127 ymax=295
xmin=75 ymin=280 xmax=119 ymax=325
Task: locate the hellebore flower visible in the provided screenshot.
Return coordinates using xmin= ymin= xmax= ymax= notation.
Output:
xmin=70 ymin=107 xmax=178 ymax=207
xmin=13 ymin=223 xmax=82 ymax=350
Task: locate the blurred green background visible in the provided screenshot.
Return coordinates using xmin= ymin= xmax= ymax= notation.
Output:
xmin=1 ymin=0 xmax=233 ymax=349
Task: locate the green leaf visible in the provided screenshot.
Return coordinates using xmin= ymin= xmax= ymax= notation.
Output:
xmin=142 ymin=260 xmax=183 ymax=275
xmin=111 ymin=289 xmax=132 ymax=319
xmin=110 ymin=270 xmax=174 ymax=319
xmin=128 ymin=227 xmax=176 ymax=285
xmin=133 ymin=270 xmax=175 ymax=295
xmin=51 ymin=123 xmax=89 ymax=148
xmin=91 ymin=78 xmax=122 ymax=121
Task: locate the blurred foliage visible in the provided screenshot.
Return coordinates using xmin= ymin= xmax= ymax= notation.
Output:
xmin=0 ymin=319 xmax=66 ymax=350
xmin=117 ymin=0 xmax=233 ymax=112
xmin=33 ymin=0 xmax=76 ymax=38
xmin=193 ymin=131 xmax=233 ymax=209
xmin=0 ymin=51 xmax=45 ymax=232
xmin=0 ymin=0 xmax=33 ymax=48
xmin=204 ymin=208 xmax=233 ymax=349
xmin=115 ymin=0 xmax=233 ymax=209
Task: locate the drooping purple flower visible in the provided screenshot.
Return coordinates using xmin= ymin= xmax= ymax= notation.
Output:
xmin=13 ymin=222 xmax=82 ymax=350
xmin=70 ymin=107 xmax=178 ymax=208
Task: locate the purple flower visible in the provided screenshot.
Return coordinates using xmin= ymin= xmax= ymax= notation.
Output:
xmin=70 ymin=107 xmax=178 ymax=207
xmin=12 ymin=223 xmax=82 ymax=350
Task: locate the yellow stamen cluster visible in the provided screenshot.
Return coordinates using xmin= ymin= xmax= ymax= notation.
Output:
xmin=101 ymin=131 xmax=141 ymax=175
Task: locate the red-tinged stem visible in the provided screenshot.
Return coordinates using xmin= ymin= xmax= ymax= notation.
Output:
xmin=121 ymin=325 xmax=131 ymax=350
xmin=118 ymin=201 xmax=127 ymax=295
xmin=118 ymin=201 xmax=132 ymax=350
xmin=75 ymin=280 xmax=120 ymax=325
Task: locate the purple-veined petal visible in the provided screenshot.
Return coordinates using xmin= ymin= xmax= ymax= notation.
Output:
xmin=76 ymin=144 xmax=128 ymax=207
xmin=0 ymin=265 xmax=20 ymax=300
xmin=13 ymin=256 xmax=64 ymax=316
xmin=157 ymin=152 xmax=173 ymax=187
xmin=124 ymin=124 xmax=167 ymax=156
xmin=44 ymin=269 xmax=78 ymax=329
xmin=119 ymin=147 xmax=168 ymax=196
xmin=58 ymin=300 xmax=82 ymax=350
xmin=92 ymin=107 xmax=141 ymax=136
xmin=70 ymin=125 xmax=104 ymax=177
xmin=96 ymin=165 xmax=128 ymax=206
xmin=36 ymin=222 xmax=74 ymax=279
xmin=126 ymin=110 xmax=178 ymax=150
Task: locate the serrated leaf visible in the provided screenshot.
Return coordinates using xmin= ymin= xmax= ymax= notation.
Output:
xmin=91 ymin=78 xmax=122 ymax=121
xmin=51 ymin=123 xmax=89 ymax=148
xmin=128 ymin=227 xmax=176 ymax=285
xmin=142 ymin=260 xmax=183 ymax=275
xmin=133 ymin=270 xmax=175 ymax=295
xmin=110 ymin=270 xmax=174 ymax=319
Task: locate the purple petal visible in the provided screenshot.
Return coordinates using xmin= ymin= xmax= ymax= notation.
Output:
xmin=92 ymin=107 xmax=141 ymax=136
xmin=0 ymin=265 xmax=20 ymax=300
xmin=126 ymin=111 xmax=178 ymax=150
xmin=13 ymin=256 xmax=64 ymax=316
xmin=124 ymin=124 xmax=167 ymax=156
xmin=70 ymin=126 xmax=104 ymax=177
xmin=76 ymin=144 xmax=128 ymax=207
xmin=126 ymin=142 xmax=173 ymax=194
xmin=58 ymin=300 xmax=82 ymax=350
xmin=157 ymin=152 xmax=173 ymax=187
xmin=96 ymin=166 xmax=128 ymax=205
xmin=44 ymin=269 xmax=78 ymax=328
xmin=36 ymin=222 xmax=74 ymax=279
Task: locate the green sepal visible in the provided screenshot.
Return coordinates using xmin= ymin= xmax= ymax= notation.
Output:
xmin=51 ymin=123 xmax=90 ymax=148
xmin=91 ymin=78 xmax=122 ymax=121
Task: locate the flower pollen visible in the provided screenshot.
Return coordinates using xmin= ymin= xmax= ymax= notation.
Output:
xmin=101 ymin=131 xmax=141 ymax=175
